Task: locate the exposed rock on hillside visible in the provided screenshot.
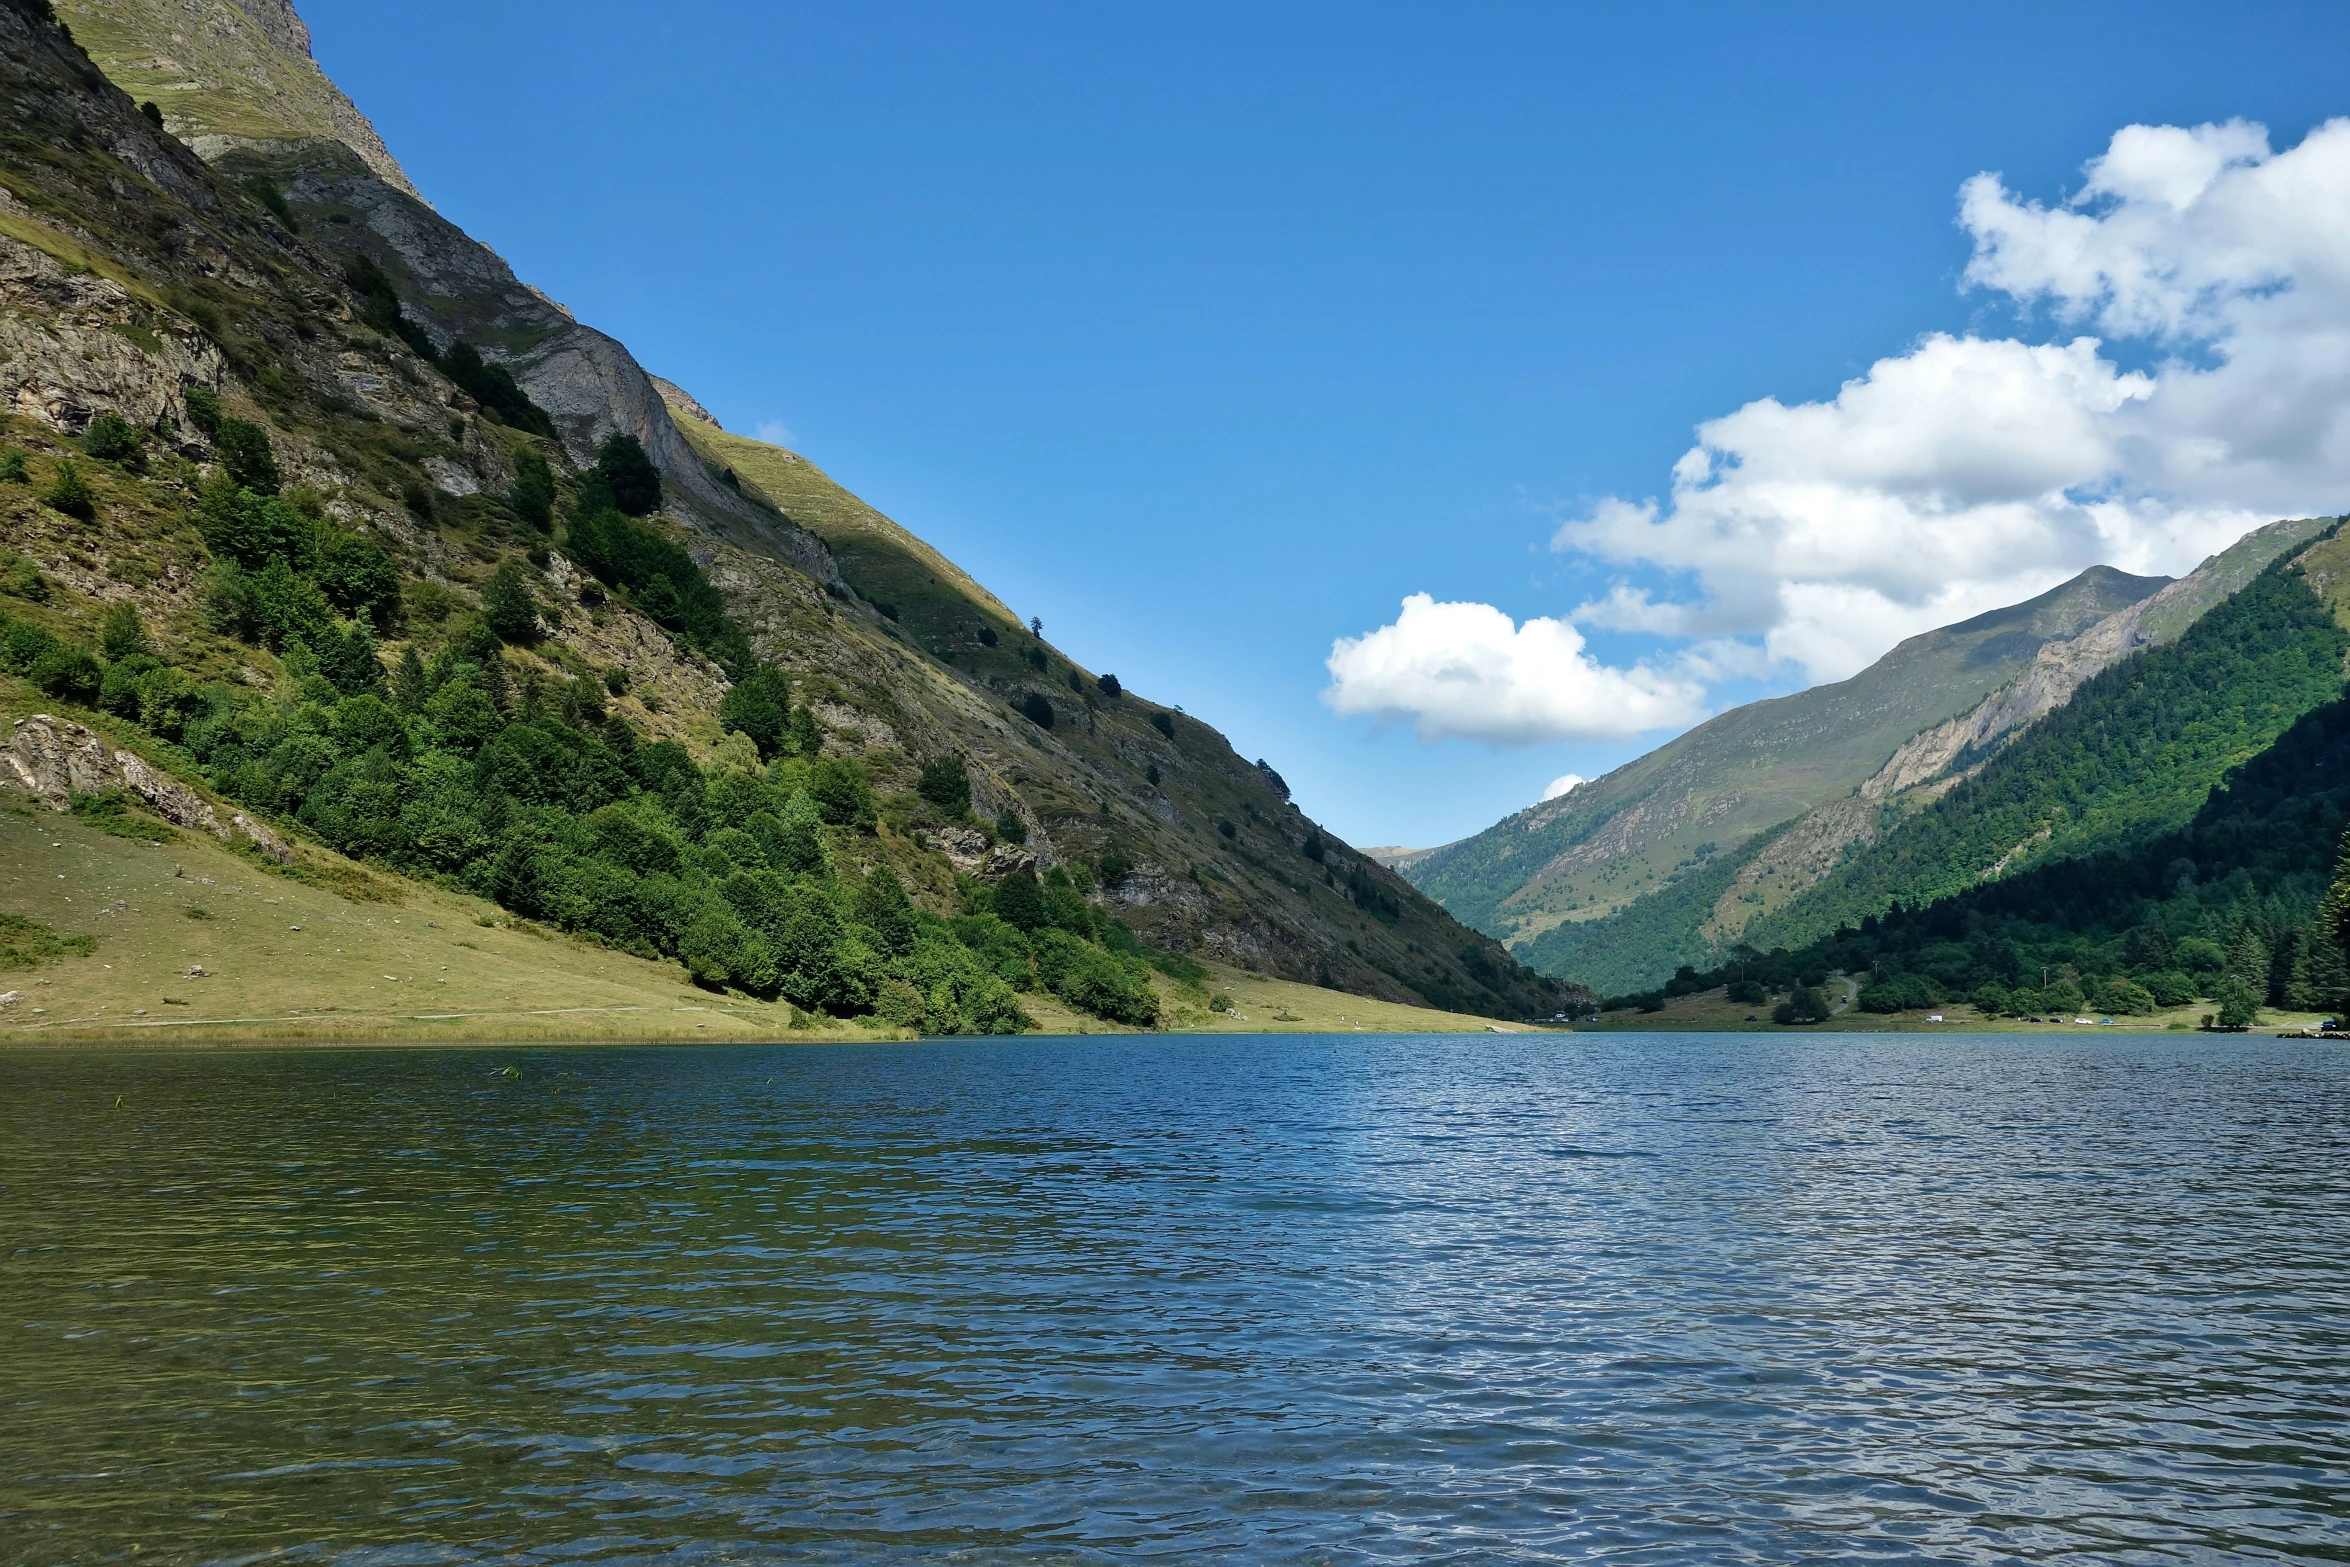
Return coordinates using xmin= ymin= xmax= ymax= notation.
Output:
xmin=5 ymin=713 xmax=290 ymax=860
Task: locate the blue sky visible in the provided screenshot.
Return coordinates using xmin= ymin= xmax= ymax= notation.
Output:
xmin=305 ymin=1 xmax=2350 ymax=848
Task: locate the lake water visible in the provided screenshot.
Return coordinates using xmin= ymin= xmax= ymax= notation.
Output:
xmin=3 ymin=1033 xmax=2347 ymax=1564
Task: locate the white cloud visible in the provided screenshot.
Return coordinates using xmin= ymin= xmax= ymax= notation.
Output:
xmin=754 ymin=419 xmax=797 ymax=448
xmin=1323 ymin=593 xmax=1706 ymax=745
xmin=1324 ymin=117 xmax=2350 ymax=739
xmin=1542 ymin=773 xmax=1585 ymax=802
xmin=1544 ymin=115 xmax=2350 ymax=680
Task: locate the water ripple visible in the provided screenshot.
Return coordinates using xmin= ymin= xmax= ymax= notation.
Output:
xmin=2 ymin=1033 xmax=2348 ymax=1563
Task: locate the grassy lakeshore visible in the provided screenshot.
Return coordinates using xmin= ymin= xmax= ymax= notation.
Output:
xmin=0 ymin=792 xmax=1533 ymax=1045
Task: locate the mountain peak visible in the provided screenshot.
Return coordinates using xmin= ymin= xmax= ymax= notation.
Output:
xmin=57 ymin=0 xmax=425 ymax=203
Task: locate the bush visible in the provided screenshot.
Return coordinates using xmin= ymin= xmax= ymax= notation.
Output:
xmin=1018 ymin=691 xmax=1054 ymax=729
xmin=2146 ymin=970 xmax=2198 ymax=1008
xmin=988 ymin=869 xmax=1048 ymax=933
xmin=1773 ymin=986 xmax=1832 ymax=1024
xmin=43 ymin=457 xmax=94 ymax=518
xmin=1725 ymin=979 xmax=1767 ymax=1005
xmin=181 ymin=384 xmax=221 ymax=437
xmin=509 ymin=447 xmax=555 ymax=531
xmin=481 ymin=558 xmax=540 ymax=645
xmin=29 ymin=643 xmax=100 ymax=703
xmin=1035 ymin=929 xmax=1158 ymax=1026
xmin=1150 ymin=710 xmax=1175 ymax=740
xmin=916 ymin=755 xmax=970 ymax=815
xmin=1098 ymin=846 xmax=1134 ymax=886
xmin=719 ymin=668 xmax=790 ymax=760
xmin=79 ymin=411 xmax=141 ymax=465
xmin=213 ymin=418 xmax=280 ymax=494
xmin=994 ymin=809 xmax=1028 ymax=846
xmin=595 ymin=432 xmax=661 ymax=516
xmin=1 ymin=618 xmax=59 ymax=673
xmin=98 ymin=602 xmax=147 ymax=660
xmin=0 ymin=448 xmax=26 ymax=482
xmin=807 ymin=757 xmax=874 ymax=829
xmin=1097 ymin=672 xmax=1122 ymax=699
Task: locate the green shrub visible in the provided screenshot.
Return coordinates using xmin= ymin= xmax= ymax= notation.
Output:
xmin=1773 ymin=986 xmax=1832 ymax=1024
xmin=989 ymin=869 xmax=1047 ymax=932
xmin=719 ymin=668 xmax=790 ymax=759
xmin=2213 ymin=975 xmax=2261 ymax=1028
xmin=916 ymin=755 xmax=970 ymax=815
xmin=1018 ymin=691 xmax=1054 ymax=729
xmin=98 ymin=602 xmax=146 ymax=659
xmin=595 ymin=432 xmax=661 ymax=516
xmin=1035 ymin=928 xmax=1157 ymax=1025
xmin=1857 ymin=974 xmax=1936 ymax=1013
xmin=1097 ymin=672 xmax=1122 ymax=698
xmin=807 ymin=757 xmax=874 ymax=829
xmin=440 ymin=342 xmax=556 ymax=437
xmin=481 ymin=557 xmax=539 ymax=644
xmin=1149 ymin=710 xmax=1175 ymax=740
xmin=0 ymin=911 xmax=97 ymax=969
xmin=180 ymin=385 xmax=221 ymax=437
xmin=993 ymin=809 xmax=1028 ymax=846
xmin=1725 ymin=979 xmax=1767 ymax=1005
xmin=0 ymin=448 xmax=26 ymax=482
xmin=43 ymin=457 xmax=94 ymax=518
xmin=1098 ymin=846 xmax=1134 ymax=886
xmin=1 ymin=619 xmax=59 ymax=673
xmin=29 ymin=643 xmax=100 ymax=702
xmin=213 ymin=418 xmax=280 ymax=494
xmin=509 ymin=446 xmax=555 ymax=531
xmin=79 ymin=411 xmax=141 ymax=465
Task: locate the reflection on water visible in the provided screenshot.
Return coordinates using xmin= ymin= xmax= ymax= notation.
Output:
xmin=2 ymin=1034 xmax=2347 ymax=1564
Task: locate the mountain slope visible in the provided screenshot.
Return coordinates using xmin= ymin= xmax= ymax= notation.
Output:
xmin=1731 ymin=520 xmax=2350 ymax=956
xmin=0 ymin=0 xmax=1576 ymax=1025
xmin=1640 ymin=532 xmax=2350 ymax=1023
xmin=1409 ymin=565 xmax=2171 ymax=942
xmin=1506 ymin=518 xmax=2337 ymax=994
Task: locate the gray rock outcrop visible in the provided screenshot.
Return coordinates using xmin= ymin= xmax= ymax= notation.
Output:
xmin=4 ymin=714 xmax=292 ymax=862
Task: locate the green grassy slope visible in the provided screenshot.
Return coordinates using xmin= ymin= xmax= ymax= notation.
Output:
xmin=670 ymin=410 xmax=1021 ymax=638
xmin=1408 ymin=565 xmax=2170 ymax=942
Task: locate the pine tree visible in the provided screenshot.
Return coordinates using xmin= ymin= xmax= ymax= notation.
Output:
xmin=391 ymin=644 xmax=427 ymax=713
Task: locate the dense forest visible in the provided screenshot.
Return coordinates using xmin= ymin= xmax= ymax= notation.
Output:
xmin=1613 ymin=688 xmax=2350 ymax=1027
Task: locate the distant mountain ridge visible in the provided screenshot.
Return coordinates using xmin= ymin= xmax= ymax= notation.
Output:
xmin=1406 ymin=565 xmax=2172 ymax=944
xmin=1404 ymin=516 xmax=2339 ymax=995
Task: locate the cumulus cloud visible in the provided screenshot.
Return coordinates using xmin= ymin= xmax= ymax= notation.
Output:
xmin=1327 ymin=117 xmax=2350 ymax=744
xmin=1552 ymin=116 xmax=2350 ymax=679
xmin=1323 ymin=594 xmax=1706 ymax=744
xmin=1542 ymin=773 xmax=1585 ymax=802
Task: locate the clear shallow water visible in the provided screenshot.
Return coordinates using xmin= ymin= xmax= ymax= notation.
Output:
xmin=2 ymin=1034 xmax=2347 ymax=1565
